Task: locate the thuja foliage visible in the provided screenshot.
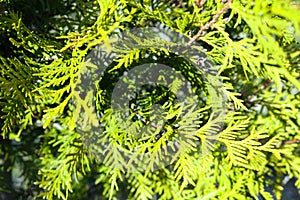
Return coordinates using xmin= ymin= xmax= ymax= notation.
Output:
xmin=0 ymin=0 xmax=300 ymax=199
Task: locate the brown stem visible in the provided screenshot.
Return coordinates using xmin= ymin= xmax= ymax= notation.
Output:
xmin=188 ymin=0 xmax=232 ymax=45
xmin=196 ymin=0 xmax=207 ymax=10
xmin=276 ymin=139 xmax=300 ymax=148
xmin=283 ymin=140 xmax=300 ymax=145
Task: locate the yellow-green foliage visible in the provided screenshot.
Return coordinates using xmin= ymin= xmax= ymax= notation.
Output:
xmin=0 ymin=0 xmax=300 ymax=199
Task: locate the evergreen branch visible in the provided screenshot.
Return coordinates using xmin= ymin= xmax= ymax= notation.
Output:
xmin=0 ymin=57 xmax=36 ymax=138
xmin=129 ymin=172 xmax=153 ymax=200
xmin=222 ymin=82 xmax=248 ymax=110
xmin=36 ymin=130 xmax=89 ymax=200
